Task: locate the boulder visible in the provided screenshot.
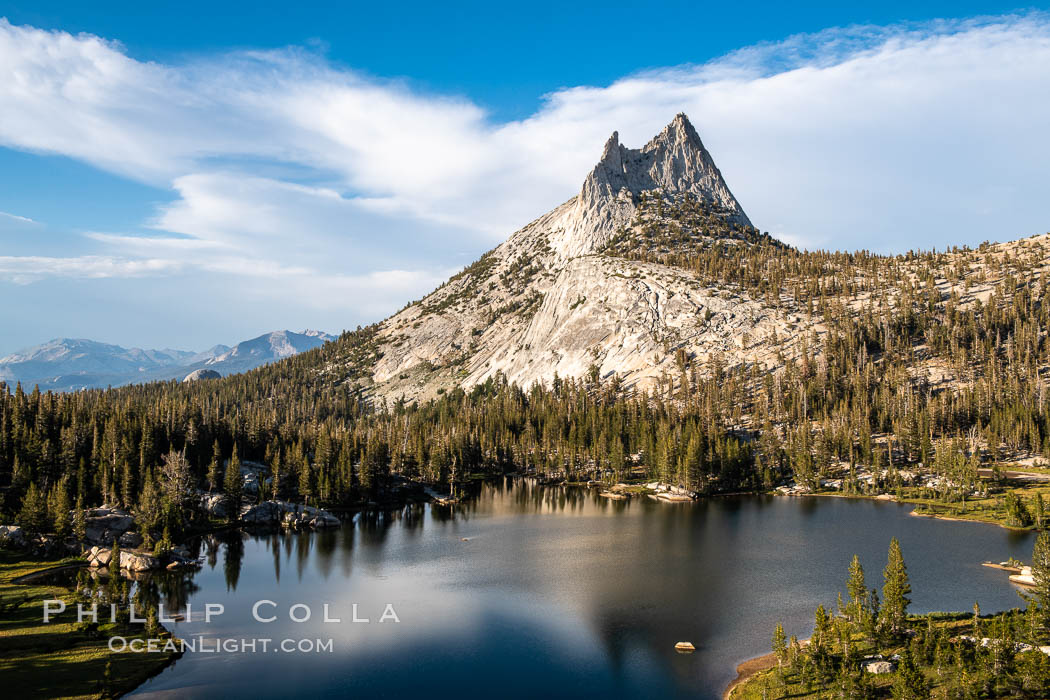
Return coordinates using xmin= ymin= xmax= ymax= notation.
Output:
xmin=86 ymin=546 xmax=112 ymax=567
xmin=863 ymin=660 xmax=897 ymax=674
xmin=241 ymin=501 xmax=283 ymax=524
xmin=118 ymin=531 xmax=143 ymax=548
xmin=200 ymin=493 xmax=228 ymax=518
xmin=237 ymin=460 xmax=269 ymax=496
xmin=33 ymin=535 xmax=66 ymax=557
xmin=0 ymin=524 xmax=26 ymax=549
xmin=119 ymin=550 xmax=161 ymax=572
xmin=240 ymin=500 xmax=339 ymax=529
xmin=313 ymin=511 xmax=340 ymax=528
xmin=242 ymin=471 xmax=261 ymax=496
xmin=84 ymin=508 xmax=135 ymax=545
xmin=297 ymin=504 xmax=340 ymax=527
xmin=86 ymin=546 xmax=161 ymax=571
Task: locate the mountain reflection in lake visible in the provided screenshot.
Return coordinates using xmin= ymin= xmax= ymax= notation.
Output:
xmin=129 ymin=480 xmax=1035 ymax=699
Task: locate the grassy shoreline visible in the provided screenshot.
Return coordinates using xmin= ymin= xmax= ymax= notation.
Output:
xmin=0 ymin=550 xmax=181 ymax=700
xmin=724 ymin=650 xmax=781 ymax=699
xmin=791 ymin=478 xmax=1050 ymax=533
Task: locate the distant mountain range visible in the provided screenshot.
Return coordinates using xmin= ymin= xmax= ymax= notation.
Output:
xmin=0 ymin=330 xmax=335 ymax=391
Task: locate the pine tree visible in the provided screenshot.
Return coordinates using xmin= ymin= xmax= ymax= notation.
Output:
xmin=846 ymin=554 xmax=867 ymax=622
xmin=269 ymin=448 xmax=283 ymax=501
xmin=336 ymin=442 xmax=357 ymax=503
xmin=72 ymin=495 xmax=86 ymax=542
xmin=109 ymin=536 xmax=121 ymax=570
xmin=772 ymin=622 xmax=787 ymax=668
xmin=159 ymin=450 xmax=191 ymax=515
xmin=1005 ymin=491 xmax=1033 ymax=527
xmin=812 ymin=604 xmax=833 ymax=657
xmin=223 ymin=445 xmax=243 ymax=520
xmin=206 ymin=440 xmax=222 ymax=493
xmin=882 ymin=537 xmax=912 ymax=635
xmin=48 ymin=477 xmax=71 ymax=538
xmin=360 ymin=434 xmax=389 ymax=495
xmin=17 ymin=482 xmax=49 ymax=536
xmin=1030 ymin=531 xmax=1050 ymax=639
xmin=609 ymin=436 xmax=626 ymax=484
xmin=297 ymin=455 xmax=313 ymax=504
xmin=891 ymin=646 xmax=930 ymax=699
xmin=137 ymin=470 xmax=164 ymax=543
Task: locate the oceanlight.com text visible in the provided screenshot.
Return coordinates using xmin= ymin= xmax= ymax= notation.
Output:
xmin=108 ymin=636 xmax=335 ymax=654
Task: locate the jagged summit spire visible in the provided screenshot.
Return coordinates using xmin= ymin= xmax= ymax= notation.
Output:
xmin=597 ymin=114 xmax=710 ymax=180
xmin=587 ymin=113 xmax=748 ymax=212
xmin=598 ymin=130 xmax=622 ymax=169
xmin=549 ymin=113 xmax=753 ymax=259
xmin=650 ymin=112 xmax=703 ymax=149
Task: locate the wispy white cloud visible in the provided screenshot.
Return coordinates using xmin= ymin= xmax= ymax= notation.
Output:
xmin=84 ymin=232 xmax=230 ymax=253
xmin=0 ymin=255 xmax=179 ymax=284
xmin=0 ymin=210 xmax=37 ymax=224
xmin=0 ymin=249 xmax=449 ymax=332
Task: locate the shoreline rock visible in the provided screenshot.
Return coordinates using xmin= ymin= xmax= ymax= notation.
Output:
xmin=83 ymin=506 xmax=135 ymax=545
xmin=0 ymin=524 xmax=26 ymax=548
xmin=240 ymin=500 xmax=340 ymax=529
xmin=86 ymin=546 xmax=162 ymax=572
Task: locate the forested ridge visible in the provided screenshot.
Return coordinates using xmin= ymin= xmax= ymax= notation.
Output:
xmin=3 ymin=194 xmax=1050 ymax=536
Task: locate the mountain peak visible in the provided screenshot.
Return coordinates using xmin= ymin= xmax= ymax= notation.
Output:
xmin=364 ymin=114 xmax=774 ymax=401
xmin=550 ymin=113 xmax=752 ymax=258
xmin=649 ymin=112 xmax=703 ymax=151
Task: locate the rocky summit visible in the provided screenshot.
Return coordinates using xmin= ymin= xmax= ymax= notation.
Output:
xmin=338 ymin=114 xmax=809 ymax=402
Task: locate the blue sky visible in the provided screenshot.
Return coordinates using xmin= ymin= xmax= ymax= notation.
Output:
xmin=3 ymin=1 xmax=1039 ymax=119
xmin=1 ymin=2 xmax=1049 ymax=354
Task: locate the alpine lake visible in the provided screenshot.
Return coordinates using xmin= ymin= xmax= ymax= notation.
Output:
xmin=76 ymin=479 xmax=1035 ymax=699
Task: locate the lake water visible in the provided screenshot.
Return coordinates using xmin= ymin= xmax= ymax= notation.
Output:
xmin=125 ymin=480 xmax=1035 ymax=699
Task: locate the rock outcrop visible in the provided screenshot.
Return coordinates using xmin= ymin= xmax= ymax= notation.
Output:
xmin=86 ymin=545 xmax=112 ymax=567
xmin=551 ymin=114 xmax=751 ymax=260
xmin=200 ymin=493 xmax=228 ymax=518
xmin=119 ymin=550 xmax=161 ymax=572
xmin=183 ymin=368 xmax=222 ymax=382
xmin=83 ymin=507 xmax=135 ymax=545
xmin=118 ymin=531 xmax=143 ymax=548
xmin=863 ymin=659 xmax=897 ymax=674
xmin=86 ymin=546 xmax=162 ymax=572
xmin=0 ymin=524 xmax=25 ymax=548
xmin=240 ymin=500 xmax=340 ymax=528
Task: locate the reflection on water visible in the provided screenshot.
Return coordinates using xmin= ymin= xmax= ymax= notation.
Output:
xmin=119 ymin=479 xmax=1035 ymax=699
